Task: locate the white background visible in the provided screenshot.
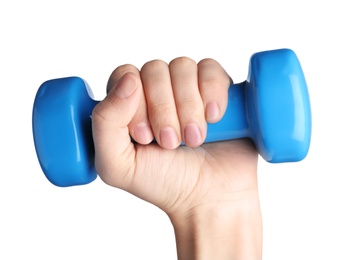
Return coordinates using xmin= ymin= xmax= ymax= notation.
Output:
xmin=1 ymin=0 xmax=340 ymax=259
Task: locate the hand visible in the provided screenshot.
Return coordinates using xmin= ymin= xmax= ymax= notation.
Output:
xmin=92 ymin=57 xmax=262 ymax=259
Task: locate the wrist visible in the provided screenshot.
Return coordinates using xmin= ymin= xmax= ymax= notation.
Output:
xmin=168 ymin=191 xmax=262 ymax=260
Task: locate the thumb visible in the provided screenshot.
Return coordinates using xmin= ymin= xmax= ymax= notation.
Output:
xmin=92 ymin=73 xmax=141 ymax=186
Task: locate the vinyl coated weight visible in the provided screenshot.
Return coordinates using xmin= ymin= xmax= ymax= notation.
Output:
xmin=32 ymin=48 xmax=312 ymax=187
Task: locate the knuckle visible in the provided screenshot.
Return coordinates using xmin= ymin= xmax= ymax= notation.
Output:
xmin=169 ymin=56 xmax=196 ymax=69
xmin=107 ymin=64 xmax=139 ymax=92
xmin=178 ymin=100 xmax=204 ymax=118
xmin=202 ymin=78 xmax=228 ymax=90
xmin=141 ymin=59 xmax=168 ymax=74
xmin=198 ymin=58 xmax=231 ymax=87
xmin=149 ymin=102 xmax=177 ymax=125
xmin=177 ymin=98 xmax=200 ymax=109
xmin=198 ymin=58 xmax=217 ymax=66
xmin=111 ymin=64 xmax=139 ymax=79
xmin=152 ymin=102 xmax=175 ymax=116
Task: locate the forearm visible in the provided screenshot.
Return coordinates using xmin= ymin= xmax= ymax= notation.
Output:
xmin=169 ymin=196 xmax=262 ymax=260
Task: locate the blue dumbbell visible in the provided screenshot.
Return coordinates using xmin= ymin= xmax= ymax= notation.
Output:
xmin=32 ymin=48 xmax=312 ymax=187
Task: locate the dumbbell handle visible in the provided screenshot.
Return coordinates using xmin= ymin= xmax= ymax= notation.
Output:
xmin=206 ymin=82 xmax=249 ymax=142
xmin=95 ymin=82 xmax=249 ymax=143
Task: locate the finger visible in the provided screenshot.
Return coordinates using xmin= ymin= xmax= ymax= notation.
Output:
xmin=107 ymin=65 xmax=154 ymax=145
xmin=140 ymin=60 xmax=181 ymax=149
xmin=198 ymin=58 xmax=232 ymax=123
xmin=169 ymin=57 xmax=206 ymax=147
xmin=107 ymin=64 xmax=140 ymax=93
xmin=92 ymin=73 xmax=141 ymax=187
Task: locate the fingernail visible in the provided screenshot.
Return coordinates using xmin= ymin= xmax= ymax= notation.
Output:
xmin=134 ymin=122 xmax=154 ymax=145
xmin=206 ymin=101 xmax=220 ymax=122
xmin=115 ymin=74 xmax=137 ymax=99
xmin=160 ymin=127 xmax=179 ymax=149
xmin=184 ymin=124 xmax=202 ymax=147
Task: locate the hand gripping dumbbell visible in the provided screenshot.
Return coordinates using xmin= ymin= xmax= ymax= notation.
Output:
xmin=32 ymin=48 xmax=312 ymax=187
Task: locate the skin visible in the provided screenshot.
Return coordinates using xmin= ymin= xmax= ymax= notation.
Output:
xmin=92 ymin=57 xmax=262 ymax=259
